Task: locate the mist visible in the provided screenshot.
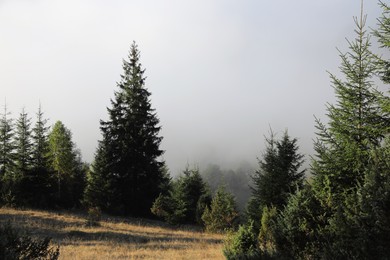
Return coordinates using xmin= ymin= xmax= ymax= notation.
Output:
xmin=0 ymin=0 xmax=384 ymax=175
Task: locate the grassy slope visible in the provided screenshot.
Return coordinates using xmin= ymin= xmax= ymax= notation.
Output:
xmin=0 ymin=208 xmax=225 ymax=260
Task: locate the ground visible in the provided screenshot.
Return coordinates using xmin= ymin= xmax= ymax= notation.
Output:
xmin=0 ymin=208 xmax=225 ymax=260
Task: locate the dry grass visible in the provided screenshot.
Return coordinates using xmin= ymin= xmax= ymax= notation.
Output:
xmin=0 ymin=207 xmax=225 ymax=260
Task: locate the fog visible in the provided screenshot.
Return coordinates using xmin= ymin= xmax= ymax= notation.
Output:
xmin=0 ymin=0 xmax=384 ymax=175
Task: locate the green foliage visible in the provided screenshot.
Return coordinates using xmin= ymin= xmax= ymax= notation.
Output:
xmin=151 ymin=166 xmax=211 ymax=225
xmin=274 ymin=7 xmax=390 ymax=259
xmin=247 ymin=130 xmax=304 ymax=228
xmin=320 ymin=142 xmax=390 ymax=259
xmin=31 ymin=104 xmax=50 ymax=171
xmin=223 ymin=221 xmax=261 ymax=260
xmin=0 ymin=106 xmax=15 ymax=205
xmin=312 ymin=10 xmax=388 ymax=204
xmin=273 ymin=185 xmax=324 ymax=259
xmin=48 ymin=121 xmax=86 ymax=207
xmin=202 ymin=185 xmax=238 ymax=233
xmin=85 ymin=42 xmax=169 ymax=216
xmin=0 ymin=222 xmax=59 ymax=260
xmin=374 ymin=1 xmax=390 ymax=83
xmin=14 ymin=108 xmax=33 ymax=177
xmin=20 ymin=105 xmax=54 ymax=208
xmin=150 ymin=193 xmax=184 ymax=225
xmin=258 ymin=206 xmax=277 ymax=256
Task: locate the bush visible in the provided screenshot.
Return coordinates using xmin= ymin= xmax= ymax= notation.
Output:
xmin=202 ymin=185 xmax=238 ymax=232
xmin=223 ymin=221 xmax=261 ymax=260
xmin=86 ymin=206 xmax=102 ymax=227
xmin=0 ymin=222 xmax=60 ymax=260
xmin=258 ymin=206 xmax=277 ymax=256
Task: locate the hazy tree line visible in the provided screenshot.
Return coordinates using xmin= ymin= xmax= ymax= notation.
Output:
xmin=1 ymin=2 xmax=390 ymax=259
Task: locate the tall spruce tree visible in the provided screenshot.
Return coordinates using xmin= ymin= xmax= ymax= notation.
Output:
xmin=311 ymin=6 xmax=389 ymax=206
xmin=21 ymin=105 xmax=52 ymax=207
xmin=11 ymin=108 xmax=33 ymax=205
xmin=14 ymin=108 xmax=33 ymax=177
xmin=247 ymin=131 xmax=304 ymax=227
xmin=0 ymin=104 xmax=16 ymax=205
xmin=0 ymin=104 xmax=15 ymax=180
xmin=31 ymin=104 xmax=50 ymax=170
xmin=85 ymin=42 xmax=169 ymax=216
xmin=302 ymin=5 xmax=390 ymax=258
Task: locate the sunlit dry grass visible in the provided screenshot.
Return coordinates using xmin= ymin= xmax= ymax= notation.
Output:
xmin=0 ymin=207 xmax=225 ymax=259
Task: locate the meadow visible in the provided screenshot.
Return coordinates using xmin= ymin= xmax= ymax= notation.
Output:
xmin=0 ymin=208 xmax=225 ymax=260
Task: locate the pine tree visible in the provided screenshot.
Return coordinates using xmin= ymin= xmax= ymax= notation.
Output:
xmin=303 ymin=5 xmax=390 ymax=258
xmin=19 ymin=105 xmax=53 ymax=208
xmin=0 ymin=104 xmax=15 ymax=180
xmin=312 ymin=5 xmax=389 ymax=208
xmin=247 ymin=131 xmax=304 ymax=227
xmin=86 ymin=42 xmax=169 ymax=216
xmin=0 ymin=104 xmax=16 ymax=205
xmin=151 ymin=166 xmax=211 ymax=225
xmin=31 ymin=104 xmax=50 ymax=170
xmin=14 ymin=108 xmax=33 ymax=177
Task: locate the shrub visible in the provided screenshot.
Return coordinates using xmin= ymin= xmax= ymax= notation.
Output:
xmin=223 ymin=221 xmax=261 ymax=260
xmin=258 ymin=206 xmax=277 ymax=256
xmin=202 ymin=185 xmax=238 ymax=232
xmin=86 ymin=206 xmax=102 ymax=227
xmin=0 ymin=222 xmax=60 ymax=260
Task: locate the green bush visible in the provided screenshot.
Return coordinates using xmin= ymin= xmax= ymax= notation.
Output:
xmin=258 ymin=206 xmax=277 ymax=256
xmin=0 ymin=222 xmax=60 ymax=260
xmin=202 ymin=185 xmax=238 ymax=233
xmin=223 ymin=221 xmax=261 ymax=260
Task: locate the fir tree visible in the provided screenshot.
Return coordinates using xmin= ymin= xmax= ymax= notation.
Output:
xmin=31 ymin=104 xmax=50 ymax=170
xmin=312 ymin=5 xmax=389 ymax=208
xmin=86 ymin=42 xmax=169 ymax=216
xmin=0 ymin=104 xmax=15 ymax=180
xmin=19 ymin=105 xmax=53 ymax=208
xmin=0 ymin=104 xmax=16 ymax=205
xmin=247 ymin=131 xmax=304 ymax=227
xmin=14 ymin=108 xmax=33 ymax=177
xmin=151 ymin=166 xmax=211 ymax=225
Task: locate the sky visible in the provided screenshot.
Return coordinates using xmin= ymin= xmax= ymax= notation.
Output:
xmin=0 ymin=0 xmax=386 ymax=175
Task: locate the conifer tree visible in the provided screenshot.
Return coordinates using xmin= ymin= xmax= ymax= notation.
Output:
xmin=48 ymin=121 xmax=82 ymax=207
xmin=21 ymin=105 xmax=52 ymax=207
xmin=31 ymin=104 xmax=50 ymax=170
xmin=14 ymin=108 xmax=32 ymax=177
xmin=202 ymin=185 xmax=238 ymax=232
xmin=151 ymin=166 xmax=210 ymax=224
xmin=312 ymin=5 xmax=389 ymax=207
xmin=247 ymin=131 xmax=304 ymax=227
xmin=86 ymin=42 xmax=169 ymax=216
xmin=0 ymin=104 xmax=15 ymax=179
xmin=0 ymin=104 xmax=16 ymax=205
xmin=288 ymin=4 xmax=389 ymax=259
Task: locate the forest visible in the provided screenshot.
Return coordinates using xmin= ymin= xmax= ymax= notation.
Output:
xmin=1 ymin=2 xmax=390 ymax=259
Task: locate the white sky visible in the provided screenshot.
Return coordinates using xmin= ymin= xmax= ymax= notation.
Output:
xmin=0 ymin=0 xmax=385 ymax=174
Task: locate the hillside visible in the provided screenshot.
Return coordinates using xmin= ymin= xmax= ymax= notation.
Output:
xmin=0 ymin=208 xmax=225 ymax=260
